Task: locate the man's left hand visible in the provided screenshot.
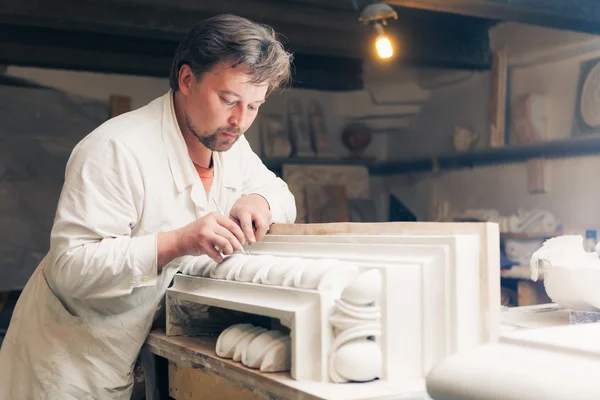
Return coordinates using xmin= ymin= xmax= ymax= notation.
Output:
xmin=229 ymin=194 xmax=272 ymax=244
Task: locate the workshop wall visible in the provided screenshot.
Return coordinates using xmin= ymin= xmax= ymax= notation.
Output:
xmin=6 ymin=65 xmax=427 ymax=162
xmin=13 ymin=21 xmax=600 ymax=232
xmin=386 ymin=22 xmax=600 ymax=234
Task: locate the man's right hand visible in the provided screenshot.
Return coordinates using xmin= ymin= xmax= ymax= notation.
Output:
xmin=157 ymin=212 xmax=246 ymax=267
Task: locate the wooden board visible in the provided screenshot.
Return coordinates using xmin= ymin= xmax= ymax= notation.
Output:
xmin=268 ymin=222 xmax=501 ymax=343
xmin=169 ymin=362 xmax=268 ymax=400
xmin=144 ymin=332 xmax=313 ymax=400
xmin=144 ymin=330 xmax=426 ymax=400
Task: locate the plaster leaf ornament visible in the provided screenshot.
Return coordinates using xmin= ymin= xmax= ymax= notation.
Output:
xmin=241 ymin=330 xmax=287 ymax=369
xmin=329 ymin=311 xmax=371 ymax=333
xmin=233 ymin=326 xmax=269 ymax=362
xmin=334 ymin=298 xmax=381 ymax=321
xmin=340 ymin=269 xmax=382 ymax=306
xmin=215 ymin=323 xmax=257 ymax=358
xmin=182 ymin=256 xmax=216 ymax=276
xmin=260 ymin=257 xmax=306 ymax=286
xmin=210 ymin=253 xmax=247 ymax=280
xmin=328 ymin=324 xmax=382 ymax=383
xmin=202 ymin=260 xmax=216 ymax=277
xmin=251 ymin=256 xmax=280 ymax=284
xmin=316 ymin=263 xmax=360 ymax=296
xmin=235 ymin=255 xmax=277 ymax=282
xmin=282 ymin=260 xmax=308 ymax=287
xmin=260 ymin=336 xmax=292 ymax=372
xmin=293 ymin=258 xmax=343 ymax=289
xmin=333 ymin=338 xmax=382 ymax=382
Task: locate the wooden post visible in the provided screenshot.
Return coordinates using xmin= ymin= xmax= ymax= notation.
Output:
xmin=489 ymin=48 xmax=508 ymax=148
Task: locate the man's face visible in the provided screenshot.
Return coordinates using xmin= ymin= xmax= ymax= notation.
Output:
xmin=179 ymin=63 xmax=268 ymax=152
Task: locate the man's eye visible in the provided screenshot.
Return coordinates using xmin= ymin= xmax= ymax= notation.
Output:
xmin=222 ymin=99 xmax=234 ymax=106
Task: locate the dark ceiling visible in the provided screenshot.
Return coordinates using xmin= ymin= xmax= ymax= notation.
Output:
xmin=1 ymin=0 xmax=600 ymax=90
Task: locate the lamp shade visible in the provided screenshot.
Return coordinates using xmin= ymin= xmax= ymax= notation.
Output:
xmin=359 ymin=3 xmax=398 ymax=24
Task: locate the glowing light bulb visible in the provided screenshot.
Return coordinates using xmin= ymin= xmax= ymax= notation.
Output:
xmin=376 ymin=35 xmax=393 ymax=59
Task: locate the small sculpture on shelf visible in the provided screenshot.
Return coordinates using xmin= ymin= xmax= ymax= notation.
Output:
xmin=341 ymin=122 xmax=375 ymax=161
xmin=451 ymin=125 xmax=479 ymax=152
xmin=307 ymin=100 xmax=335 ymax=158
xmin=287 ymin=98 xmax=315 ymax=158
xmin=259 ymin=113 xmax=291 ymax=158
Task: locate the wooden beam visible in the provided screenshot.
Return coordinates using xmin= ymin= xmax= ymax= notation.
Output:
xmin=386 ymin=0 xmax=600 ymax=35
xmin=0 ymin=41 xmax=174 ymax=77
xmin=0 ymin=0 xmax=363 ymax=54
xmin=0 ymin=25 xmax=365 ymax=91
xmin=0 ymin=0 xmax=495 ymax=77
xmin=111 ymin=0 xmax=361 ymax=32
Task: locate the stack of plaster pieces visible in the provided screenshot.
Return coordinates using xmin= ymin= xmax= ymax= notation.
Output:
xmin=216 ymin=323 xmax=291 ymax=372
xmin=192 ymin=254 xmax=384 ymax=383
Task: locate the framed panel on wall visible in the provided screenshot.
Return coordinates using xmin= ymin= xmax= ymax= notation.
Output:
xmin=573 ymin=57 xmax=600 ymax=137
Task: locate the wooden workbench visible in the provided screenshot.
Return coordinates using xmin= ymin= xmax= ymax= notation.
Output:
xmin=141 ymin=330 xmax=429 ymax=400
xmin=142 ymin=303 xmax=576 ymax=400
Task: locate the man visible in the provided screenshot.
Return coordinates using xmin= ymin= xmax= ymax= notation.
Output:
xmin=0 ymin=14 xmax=297 ymax=399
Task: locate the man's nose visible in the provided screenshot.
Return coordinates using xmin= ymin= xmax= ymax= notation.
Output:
xmin=228 ymin=104 xmax=248 ymax=128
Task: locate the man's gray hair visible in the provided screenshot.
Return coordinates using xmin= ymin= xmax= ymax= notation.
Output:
xmin=169 ymin=14 xmax=292 ymax=93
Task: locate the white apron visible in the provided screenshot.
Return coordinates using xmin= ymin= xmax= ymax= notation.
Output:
xmin=0 ymin=91 xmax=296 ymax=399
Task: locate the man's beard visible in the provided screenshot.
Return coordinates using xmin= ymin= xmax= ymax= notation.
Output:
xmin=185 ymin=114 xmax=241 ymax=152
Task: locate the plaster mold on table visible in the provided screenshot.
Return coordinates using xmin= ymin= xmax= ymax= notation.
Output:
xmin=167 ymin=231 xmax=494 ymax=388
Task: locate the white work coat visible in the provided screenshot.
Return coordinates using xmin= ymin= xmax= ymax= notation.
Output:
xmin=0 ymin=91 xmax=296 ymax=399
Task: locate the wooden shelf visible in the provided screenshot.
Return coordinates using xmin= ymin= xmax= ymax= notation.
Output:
xmin=501 ymin=232 xmax=559 ymax=240
xmin=262 ymin=157 xmax=386 ymax=175
xmin=263 ymin=136 xmax=600 ymax=176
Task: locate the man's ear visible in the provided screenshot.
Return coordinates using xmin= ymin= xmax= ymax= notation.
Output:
xmin=178 ymin=64 xmax=194 ymax=95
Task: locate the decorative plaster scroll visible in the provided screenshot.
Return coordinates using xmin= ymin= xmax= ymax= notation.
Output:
xmin=170 ymin=230 xmax=494 ymax=390
xmin=188 ymin=253 xmax=359 ymax=296
xmin=329 ymin=269 xmax=383 ymax=383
